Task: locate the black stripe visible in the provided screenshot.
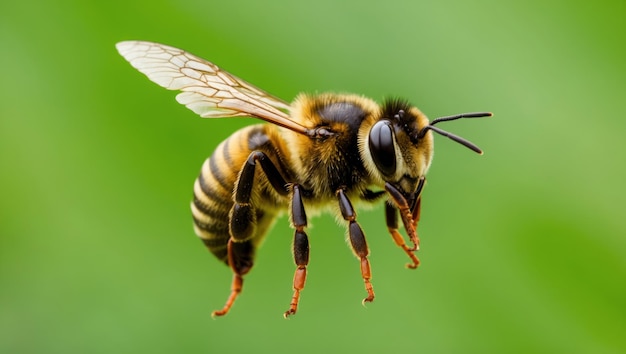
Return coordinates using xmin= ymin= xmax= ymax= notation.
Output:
xmin=198 ymin=233 xmax=229 ymax=248
xmin=193 ymin=214 xmax=229 ymax=235
xmin=209 ymin=154 xmax=233 ymax=193
xmin=198 ymin=168 xmax=230 ymax=201
xmin=200 ymin=239 xmax=228 ymax=263
xmin=192 ymin=195 xmax=230 ymax=220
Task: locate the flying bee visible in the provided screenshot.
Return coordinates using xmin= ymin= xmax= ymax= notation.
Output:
xmin=116 ymin=40 xmax=491 ymax=318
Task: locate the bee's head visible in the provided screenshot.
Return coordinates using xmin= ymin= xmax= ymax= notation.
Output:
xmin=360 ymin=98 xmax=491 ymax=195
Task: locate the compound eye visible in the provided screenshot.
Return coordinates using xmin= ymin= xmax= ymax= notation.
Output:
xmin=368 ymin=120 xmax=397 ymax=177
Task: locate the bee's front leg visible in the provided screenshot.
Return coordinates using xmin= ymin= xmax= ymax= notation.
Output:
xmin=384 ymin=177 xmax=425 ymax=252
xmin=385 ymin=203 xmax=420 ymax=269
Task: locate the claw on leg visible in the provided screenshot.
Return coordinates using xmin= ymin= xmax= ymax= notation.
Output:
xmin=284 ymin=266 xmax=306 ymax=318
xmin=360 ymin=257 xmax=375 ymax=304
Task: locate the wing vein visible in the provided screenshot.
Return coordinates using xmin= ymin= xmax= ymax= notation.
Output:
xmin=116 ymin=40 xmax=309 ymax=134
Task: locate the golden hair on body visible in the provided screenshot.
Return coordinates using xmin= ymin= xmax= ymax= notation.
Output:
xmin=116 ymin=40 xmax=491 ymax=317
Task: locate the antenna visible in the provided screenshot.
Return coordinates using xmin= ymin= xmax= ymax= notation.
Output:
xmin=417 ymin=112 xmax=492 ymax=154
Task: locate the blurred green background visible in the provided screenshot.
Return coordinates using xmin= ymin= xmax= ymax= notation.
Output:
xmin=1 ymin=0 xmax=625 ymax=353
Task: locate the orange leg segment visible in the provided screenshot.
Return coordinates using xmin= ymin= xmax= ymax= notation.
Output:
xmin=212 ymin=273 xmax=243 ymax=317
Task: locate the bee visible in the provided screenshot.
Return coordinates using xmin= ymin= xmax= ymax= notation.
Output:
xmin=116 ymin=40 xmax=491 ymax=317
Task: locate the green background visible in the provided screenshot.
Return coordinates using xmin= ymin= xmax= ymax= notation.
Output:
xmin=2 ymin=0 xmax=625 ymax=353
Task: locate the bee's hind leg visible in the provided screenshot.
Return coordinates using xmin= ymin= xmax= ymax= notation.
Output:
xmin=214 ymin=151 xmax=290 ymax=317
xmin=211 ymin=240 xmax=253 ymax=317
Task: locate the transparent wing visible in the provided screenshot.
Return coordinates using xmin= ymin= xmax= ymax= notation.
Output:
xmin=116 ymin=40 xmax=309 ymax=134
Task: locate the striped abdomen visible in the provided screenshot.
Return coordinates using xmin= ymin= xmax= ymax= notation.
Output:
xmin=191 ymin=124 xmax=289 ymax=264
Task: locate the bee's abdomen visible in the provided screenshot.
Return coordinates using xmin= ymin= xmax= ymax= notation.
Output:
xmin=191 ymin=128 xmax=248 ymax=263
xmin=190 ymin=125 xmax=285 ymax=264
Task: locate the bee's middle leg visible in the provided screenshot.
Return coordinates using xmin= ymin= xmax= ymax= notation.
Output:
xmin=284 ymin=184 xmax=310 ymax=318
xmin=336 ymin=188 xmax=375 ymax=304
